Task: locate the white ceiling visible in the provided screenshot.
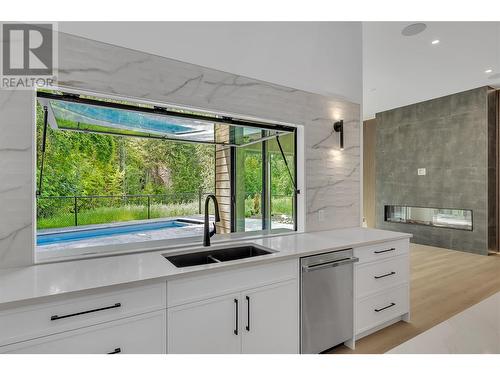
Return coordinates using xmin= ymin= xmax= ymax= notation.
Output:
xmin=59 ymin=22 xmax=500 ymax=120
xmin=363 ymin=22 xmax=500 ymax=119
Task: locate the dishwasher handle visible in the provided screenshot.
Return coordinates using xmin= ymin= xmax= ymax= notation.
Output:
xmin=302 ymin=257 xmax=359 ymax=272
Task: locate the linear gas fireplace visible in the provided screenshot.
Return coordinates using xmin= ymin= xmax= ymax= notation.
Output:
xmin=384 ymin=205 xmax=473 ymax=231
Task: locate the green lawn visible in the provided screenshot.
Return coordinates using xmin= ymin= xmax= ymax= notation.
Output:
xmin=271 ymin=196 xmax=293 ymax=216
xmin=37 ymin=197 xmax=293 ymax=230
xmin=37 ymin=201 xmax=200 ymax=229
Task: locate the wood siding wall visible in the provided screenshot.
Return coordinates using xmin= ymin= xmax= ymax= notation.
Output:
xmin=363 ymin=119 xmax=376 ymax=227
xmin=215 ymin=125 xmax=232 ymax=233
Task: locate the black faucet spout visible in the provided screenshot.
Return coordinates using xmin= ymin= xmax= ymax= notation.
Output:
xmin=203 ymin=194 xmax=221 ymax=247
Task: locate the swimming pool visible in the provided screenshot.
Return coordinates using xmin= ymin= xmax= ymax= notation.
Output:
xmin=37 ymin=220 xmax=189 ymax=246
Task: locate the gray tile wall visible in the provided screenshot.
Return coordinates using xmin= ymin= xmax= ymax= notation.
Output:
xmin=487 ymin=88 xmax=498 ymax=250
xmin=375 ymin=87 xmax=492 ymax=255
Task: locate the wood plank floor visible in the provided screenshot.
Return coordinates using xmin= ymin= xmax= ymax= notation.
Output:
xmin=329 ymin=243 xmax=500 ymax=354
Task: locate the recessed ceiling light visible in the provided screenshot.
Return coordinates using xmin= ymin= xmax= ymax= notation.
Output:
xmin=401 ymin=23 xmax=427 ymax=36
xmin=431 ymin=39 xmax=440 ymax=45
xmin=485 ymin=69 xmax=493 ymax=74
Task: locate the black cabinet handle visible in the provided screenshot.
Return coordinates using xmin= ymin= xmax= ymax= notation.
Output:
xmin=50 ymin=303 xmax=121 ymax=321
xmin=234 ymin=298 xmax=239 ymax=335
xmin=374 ymin=247 xmax=396 ymax=254
xmin=245 ymin=296 xmax=250 ymax=332
xmin=374 ymin=271 xmax=396 ymax=279
xmin=374 ymin=302 xmax=396 ymax=312
xmin=107 ymin=348 xmax=121 ymax=354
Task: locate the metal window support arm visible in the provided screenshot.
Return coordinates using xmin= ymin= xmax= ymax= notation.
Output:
xmin=37 ymin=106 xmax=49 ymax=196
xmin=275 ymin=135 xmax=300 ymax=195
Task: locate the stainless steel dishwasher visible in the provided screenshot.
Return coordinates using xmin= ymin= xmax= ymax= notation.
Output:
xmin=300 ymin=248 xmax=358 ymax=354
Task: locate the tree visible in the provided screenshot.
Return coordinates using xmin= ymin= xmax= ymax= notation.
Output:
xmin=36 ymin=103 xmax=215 ymax=218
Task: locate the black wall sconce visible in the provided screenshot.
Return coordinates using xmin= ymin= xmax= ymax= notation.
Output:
xmin=334 ymin=120 xmax=344 ymax=150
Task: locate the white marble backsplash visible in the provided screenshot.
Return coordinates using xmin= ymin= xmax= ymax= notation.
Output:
xmin=305 ymin=118 xmax=360 ymax=231
xmin=0 ymin=90 xmax=34 ymax=267
xmin=0 ymin=30 xmax=360 ymax=267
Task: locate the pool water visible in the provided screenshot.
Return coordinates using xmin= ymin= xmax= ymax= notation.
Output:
xmin=37 ymin=220 xmax=188 ymax=246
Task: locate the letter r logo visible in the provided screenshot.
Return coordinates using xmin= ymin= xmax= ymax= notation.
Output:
xmin=2 ymin=23 xmax=53 ymax=76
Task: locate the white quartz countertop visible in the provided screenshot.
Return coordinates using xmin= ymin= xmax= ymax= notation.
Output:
xmin=0 ymin=227 xmax=411 ymax=307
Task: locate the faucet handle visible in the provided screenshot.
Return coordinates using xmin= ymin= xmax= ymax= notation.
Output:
xmin=209 ymin=222 xmax=217 ymax=238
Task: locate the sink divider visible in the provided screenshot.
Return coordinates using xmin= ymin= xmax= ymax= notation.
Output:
xmin=207 ymin=255 xmax=222 ymax=263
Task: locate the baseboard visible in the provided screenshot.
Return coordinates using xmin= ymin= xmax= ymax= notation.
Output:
xmin=355 ymin=314 xmax=407 ymax=340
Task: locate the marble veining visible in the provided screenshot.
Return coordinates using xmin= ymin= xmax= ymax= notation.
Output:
xmin=0 ymin=186 xmax=23 ymax=195
xmin=0 ymin=29 xmax=360 ymax=268
xmin=305 ymin=118 xmax=360 ymax=231
xmin=0 ymin=89 xmax=34 ymax=268
xmin=0 ymin=146 xmax=31 ymax=152
xmin=55 ymin=31 xmax=360 ymax=233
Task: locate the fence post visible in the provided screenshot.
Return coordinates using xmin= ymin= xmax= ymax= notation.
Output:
xmin=147 ymin=195 xmax=151 ymax=219
xmin=198 ymin=189 xmax=203 ymax=214
xmin=74 ymin=196 xmax=78 ymax=227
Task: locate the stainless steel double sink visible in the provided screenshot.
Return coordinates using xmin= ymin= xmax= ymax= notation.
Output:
xmin=164 ymin=243 xmax=275 ymax=268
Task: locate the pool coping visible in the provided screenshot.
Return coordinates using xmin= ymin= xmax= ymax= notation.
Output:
xmin=37 ymin=215 xmax=207 ymax=235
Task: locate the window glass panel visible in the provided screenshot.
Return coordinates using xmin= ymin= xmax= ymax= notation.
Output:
xmin=35 ymin=91 xmax=298 ymax=260
xmin=36 ymin=101 xmax=215 ymax=252
xmin=41 ymin=95 xmax=292 ymax=147
xmin=233 ymin=132 xmax=296 ymax=233
xmin=234 ymin=137 xmax=263 ymax=232
xmin=269 ymin=133 xmax=296 ymax=230
xmin=51 ymin=100 xmax=212 ymax=137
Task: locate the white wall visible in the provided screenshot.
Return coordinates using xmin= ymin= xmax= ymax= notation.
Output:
xmin=59 ymin=22 xmax=362 ymax=104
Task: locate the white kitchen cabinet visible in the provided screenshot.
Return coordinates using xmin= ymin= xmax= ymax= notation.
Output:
xmin=167 ymin=293 xmax=241 ymax=354
xmin=0 ymin=311 xmax=166 ymax=354
xmin=0 ymin=282 xmax=166 ymax=347
xmin=356 ymin=255 xmax=409 ymax=298
xmin=0 ymin=281 xmax=167 ymax=354
xmin=356 ymin=284 xmax=409 ymax=334
xmin=166 ymin=259 xmax=297 ymax=307
xmin=354 ymin=239 xmax=410 ymax=340
xmin=167 ymin=277 xmax=299 ymax=354
xmin=241 ymin=279 xmax=298 ymax=354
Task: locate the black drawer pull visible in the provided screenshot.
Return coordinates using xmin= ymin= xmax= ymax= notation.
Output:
xmin=374 ymin=302 xmax=396 ymax=312
xmin=234 ymin=299 xmax=239 ymax=335
xmin=374 ymin=247 xmax=396 ymax=254
xmin=50 ymin=303 xmax=121 ymax=321
xmin=107 ymin=348 xmax=121 ymax=354
xmin=374 ymin=271 xmax=396 ymax=279
xmin=245 ymin=296 xmax=250 ymax=332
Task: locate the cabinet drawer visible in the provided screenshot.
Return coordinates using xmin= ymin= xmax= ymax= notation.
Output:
xmin=0 ymin=311 xmax=166 ymax=354
xmin=0 ymin=282 xmax=166 ymax=346
xmin=167 ymin=259 xmax=297 ymax=307
xmin=356 ymin=284 xmax=409 ymax=334
xmin=356 ymin=255 xmax=409 ymax=298
xmin=354 ymin=240 xmax=409 ymax=264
